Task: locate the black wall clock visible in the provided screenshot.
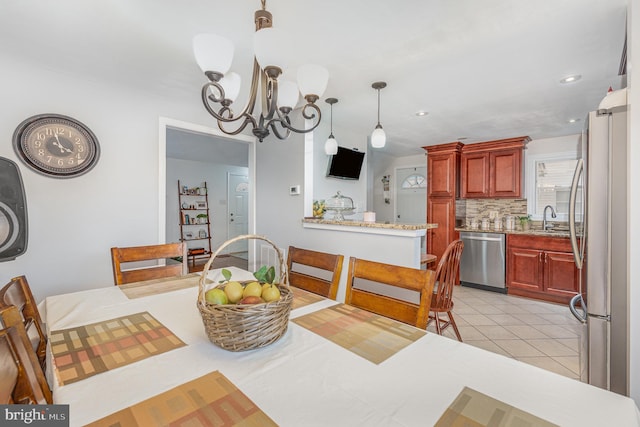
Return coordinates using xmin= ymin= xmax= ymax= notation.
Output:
xmin=12 ymin=114 xmax=100 ymax=178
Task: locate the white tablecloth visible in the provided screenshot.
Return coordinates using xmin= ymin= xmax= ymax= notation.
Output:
xmin=44 ymin=267 xmax=640 ymax=427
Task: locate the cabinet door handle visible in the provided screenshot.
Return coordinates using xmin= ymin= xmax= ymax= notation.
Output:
xmin=539 ymin=252 xmax=542 ymax=263
xmin=544 ymin=253 xmax=547 ymax=263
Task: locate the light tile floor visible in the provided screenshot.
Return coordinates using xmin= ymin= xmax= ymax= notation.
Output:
xmin=426 ymin=285 xmax=581 ymax=380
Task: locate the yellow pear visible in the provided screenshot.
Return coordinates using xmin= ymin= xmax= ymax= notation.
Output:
xmin=243 ymin=281 xmax=262 ymax=298
xmin=261 ymin=284 xmax=281 ymax=302
xmin=224 ymin=281 xmax=244 ymax=303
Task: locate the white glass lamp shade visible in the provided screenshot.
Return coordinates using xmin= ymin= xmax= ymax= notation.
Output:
xmin=297 ymin=64 xmax=329 ymax=98
xmin=278 ymin=80 xmax=299 ymax=110
xmin=253 ymin=28 xmax=289 ymax=71
xmin=219 ymin=72 xmax=241 ymax=102
xmin=324 ymin=135 xmax=338 ymax=155
xmin=371 ymin=125 xmax=386 ymax=148
xmin=193 ymin=34 xmax=234 ymax=74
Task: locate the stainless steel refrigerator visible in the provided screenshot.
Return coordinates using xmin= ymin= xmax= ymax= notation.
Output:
xmin=568 ymin=105 xmax=629 ymax=395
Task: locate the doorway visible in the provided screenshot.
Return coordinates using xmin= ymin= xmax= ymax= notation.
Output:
xmin=395 ymin=166 xmax=427 ymax=224
xmin=158 ymin=117 xmax=256 ymax=271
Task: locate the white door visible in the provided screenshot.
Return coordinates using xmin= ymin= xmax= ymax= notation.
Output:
xmin=227 ymin=173 xmax=249 ymax=253
xmin=395 ymin=166 xmax=427 ymax=224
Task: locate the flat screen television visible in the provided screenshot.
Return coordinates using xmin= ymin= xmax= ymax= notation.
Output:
xmin=326 ymin=147 xmax=365 ymax=180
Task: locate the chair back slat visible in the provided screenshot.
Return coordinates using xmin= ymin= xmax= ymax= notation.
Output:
xmin=0 ymin=306 xmax=52 ymax=404
xmin=111 ymin=242 xmax=188 ymax=285
xmin=346 ymin=257 xmax=435 ymax=329
xmin=431 ymin=240 xmax=464 ymax=311
xmin=0 ymin=276 xmax=47 ymax=369
xmin=287 ymin=246 xmax=344 ymax=300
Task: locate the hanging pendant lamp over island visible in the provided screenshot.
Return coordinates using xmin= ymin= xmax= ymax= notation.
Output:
xmin=193 ymin=0 xmax=329 ymax=142
xmin=324 ymin=98 xmax=338 ymax=155
xmin=371 ymin=81 xmax=387 ymax=148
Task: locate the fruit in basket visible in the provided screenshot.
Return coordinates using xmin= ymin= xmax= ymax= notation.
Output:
xmin=261 ymin=284 xmax=281 ymax=302
xmin=239 ymin=295 xmax=264 ymax=304
xmin=243 ymin=281 xmax=263 ymax=298
xmin=205 ymin=288 xmax=228 ymax=305
xmin=224 ymin=281 xmax=244 ymax=303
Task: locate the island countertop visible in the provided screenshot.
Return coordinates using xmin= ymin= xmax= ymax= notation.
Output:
xmin=303 ymin=218 xmax=438 ymax=232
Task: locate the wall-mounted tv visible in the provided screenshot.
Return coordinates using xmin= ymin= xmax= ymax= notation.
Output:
xmin=326 ymin=147 xmax=365 ymax=180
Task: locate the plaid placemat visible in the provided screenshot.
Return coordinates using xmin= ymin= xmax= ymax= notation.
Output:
xmin=292 ymin=303 xmax=426 ymax=364
xmin=290 ymin=286 xmax=325 ymax=309
xmin=50 ymin=312 xmax=186 ymax=386
xmin=119 ymin=273 xmax=213 ymax=299
xmin=435 ymin=387 xmax=558 ymax=427
xmin=86 ymin=370 xmax=277 ymax=427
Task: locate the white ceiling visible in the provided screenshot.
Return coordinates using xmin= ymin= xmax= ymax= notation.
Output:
xmin=0 ymin=0 xmax=627 ymax=157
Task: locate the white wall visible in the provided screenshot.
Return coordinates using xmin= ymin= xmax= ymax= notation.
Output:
xmin=525 ymin=134 xmax=579 ymax=157
xmin=0 ymin=59 xmax=212 ymax=300
xmin=627 ymin=0 xmax=639 ymax=405
xmin=165 ymin=158 xmax=248 ymax=253
xmin=312 ymin=122 xmax=368 ymax=220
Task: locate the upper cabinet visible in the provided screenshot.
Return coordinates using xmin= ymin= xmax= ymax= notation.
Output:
xmin=460 ymin=136 xmax=530 ymax=199
xmin=425 ymin=142 xmax=464 ymax=198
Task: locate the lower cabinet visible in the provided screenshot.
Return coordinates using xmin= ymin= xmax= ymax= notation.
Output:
xmin=427 ymin=197 xmax=457 ymax=264
xmin=506 ymin=234 xmax=579 ymax=304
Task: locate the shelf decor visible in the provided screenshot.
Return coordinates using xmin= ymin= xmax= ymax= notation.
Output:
xmin=178 ymin=180 xmax=212 ymax=271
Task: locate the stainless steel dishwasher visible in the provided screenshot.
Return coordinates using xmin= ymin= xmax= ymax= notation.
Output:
xmin=459 ymin=232 xmax=506 ymax=293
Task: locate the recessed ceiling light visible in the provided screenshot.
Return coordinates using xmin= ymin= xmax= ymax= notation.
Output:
xmin=560 ymin=74 xmax=582 ymax=84
xmin=568 ymin=118 xmax=581 ymax=123
xmin=415 ymin=110 xmax=429 ymax=116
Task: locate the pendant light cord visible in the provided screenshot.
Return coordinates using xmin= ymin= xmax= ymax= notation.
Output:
xmin=377 ymin=88 xmax=381 ymax=126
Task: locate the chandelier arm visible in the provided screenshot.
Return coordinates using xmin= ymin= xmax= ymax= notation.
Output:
xmin=269 ymin=102 xmax=322 ymax=135
xmin=217 ymin=114 xmax=258 ymax=136
xmin=301 ymin=102 xmax=321 ymax=122
xmin=268 ymin=119 xmax=292 ymax=140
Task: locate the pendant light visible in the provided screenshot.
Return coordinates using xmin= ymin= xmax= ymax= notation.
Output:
xmin=324 ymin=98 xmax=338 ymax=155
xmin=371 ymin=81 xmax=387 ymax=148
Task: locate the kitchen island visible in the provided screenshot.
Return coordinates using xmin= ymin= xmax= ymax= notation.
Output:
xmin=300 ymin=219 xmax=438 ymax=302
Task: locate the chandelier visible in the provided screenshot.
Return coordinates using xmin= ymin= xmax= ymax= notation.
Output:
xmin=193 ymin=0 xmax=329 ymax=142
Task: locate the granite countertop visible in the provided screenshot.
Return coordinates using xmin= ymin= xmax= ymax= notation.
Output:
xmin=455 ymin=226 xmax=571 ymax=238
xmin=303 ymin=218 xmax=438 ymax=230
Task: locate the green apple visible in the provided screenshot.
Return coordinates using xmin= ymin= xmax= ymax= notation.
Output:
xmin=205 ymin=288 xmax=228 ymax=305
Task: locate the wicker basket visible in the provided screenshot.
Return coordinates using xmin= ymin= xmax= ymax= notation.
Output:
xmin=197 ymin=234 xmax=292 ymax=352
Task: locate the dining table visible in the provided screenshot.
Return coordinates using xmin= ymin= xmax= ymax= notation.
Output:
xmin=43 ymin=266 xmax=640 ymax=427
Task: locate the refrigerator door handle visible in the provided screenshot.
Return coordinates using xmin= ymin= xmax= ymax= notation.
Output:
xmin=569 ymin=293 xmax=587 ymax=323
xmin=569 ymin=158 xmax=584 ymax=269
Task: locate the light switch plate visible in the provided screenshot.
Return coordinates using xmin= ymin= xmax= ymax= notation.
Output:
xmin=289 ymin=185 xmax=301 ymax=195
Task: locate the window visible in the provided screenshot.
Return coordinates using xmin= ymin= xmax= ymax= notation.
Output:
xmin=401 ymin=174 xmax=426 ymax=189
xmin=526 ymin=152 xmax=582 ymax=221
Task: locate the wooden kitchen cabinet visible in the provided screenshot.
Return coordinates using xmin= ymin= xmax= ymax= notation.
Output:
xmin=427 ymin=143 xmax=462 ymax=198
xmin=424 ymin=142 xmax=463 ymax=264
xmin=460 ymin=136 xmax=530 ymax=199
xmin=426 ymin=197 xmax=456 ymax=261
xmin=507 ymin=234 xmax=579 ymax=304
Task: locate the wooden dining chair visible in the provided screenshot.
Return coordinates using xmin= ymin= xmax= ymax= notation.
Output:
xmin=111 ymin=242 xmax=188 ymax=285
xmin=0 ymin=276 xmax=47 ymax=370
xmin=428 ymin=239 xmax=465 ymax=341
xmin=287 ymin=246 xmax=344 ymax=300
xmin=345 ymin=257 xmax=436 ymax=329
xmin=0 ymin=305 xmax=52 ymax=404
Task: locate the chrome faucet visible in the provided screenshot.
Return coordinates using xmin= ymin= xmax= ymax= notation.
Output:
xmin=543 ymin=205 xmax=557 ymax=230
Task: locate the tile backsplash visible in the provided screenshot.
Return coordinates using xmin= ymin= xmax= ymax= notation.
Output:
xmin=457 ymin=198 xmax=528 ymax=226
